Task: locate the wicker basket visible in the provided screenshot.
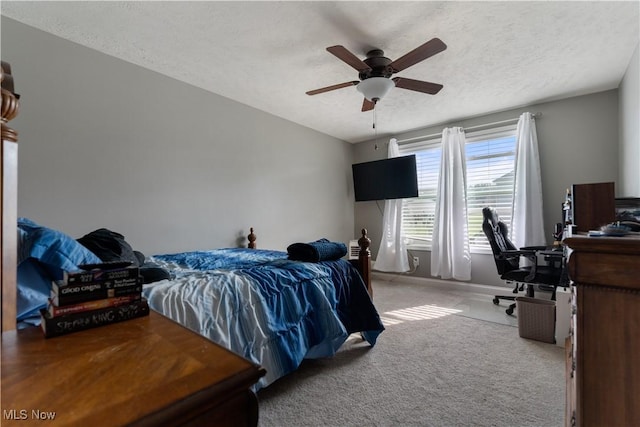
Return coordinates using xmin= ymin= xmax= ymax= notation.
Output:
xmin=515 ymin=296 xmax=556 ymax=344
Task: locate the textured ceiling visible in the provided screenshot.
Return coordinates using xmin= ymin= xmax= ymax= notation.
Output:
xmin=2 ymin=1 xmax=639 ymax=143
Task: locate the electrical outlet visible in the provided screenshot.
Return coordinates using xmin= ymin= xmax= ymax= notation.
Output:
xmin=413 ymin=256 xmax=420 ymax=267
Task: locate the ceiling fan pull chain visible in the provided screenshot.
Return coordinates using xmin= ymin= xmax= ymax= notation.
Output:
xmin=373 ymin=108 xmax=380 ymax=150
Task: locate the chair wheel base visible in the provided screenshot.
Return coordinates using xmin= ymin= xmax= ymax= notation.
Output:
xmin=493 ymin=297 xmax=500 ymax=305
xmin=506 ymin=305 xmax=515 ymax=316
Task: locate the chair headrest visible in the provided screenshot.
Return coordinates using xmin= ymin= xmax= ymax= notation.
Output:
xmin=482 ymin=207 xmax=500 ymax=226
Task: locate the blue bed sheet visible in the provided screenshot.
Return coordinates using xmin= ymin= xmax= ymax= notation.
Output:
xmin=142 ymin=248 xmax=384 ymax=390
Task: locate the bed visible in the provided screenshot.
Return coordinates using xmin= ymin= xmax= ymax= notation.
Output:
xmin=141 ymin=231 xmax=384 ymax=390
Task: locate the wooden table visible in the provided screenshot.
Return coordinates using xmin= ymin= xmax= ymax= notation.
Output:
xmin=1 ymin=311 xmax=265 ymax=426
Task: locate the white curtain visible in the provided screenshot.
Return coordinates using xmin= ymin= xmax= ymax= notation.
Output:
xmin=431 ymin=127 xmax=471 ymax=281
xmin=374 ymin=138 xmax=410 ymax=272
xmin=511 ymin=112 xmax=546 ymax=248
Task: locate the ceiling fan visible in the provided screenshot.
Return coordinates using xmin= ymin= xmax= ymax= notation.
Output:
xmin=306 ymin=38 xmax=447 ymax=112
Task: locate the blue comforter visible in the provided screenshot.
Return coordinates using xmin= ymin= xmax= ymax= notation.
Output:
xmin=142 ymin=248 xmax=384 ymax=390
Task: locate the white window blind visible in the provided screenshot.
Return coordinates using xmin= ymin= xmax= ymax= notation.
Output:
xmin=397 ymin=124 xmax=517 ymax=252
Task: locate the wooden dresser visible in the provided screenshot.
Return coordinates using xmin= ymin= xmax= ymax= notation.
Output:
xmin=2 ymin=312 xmax=266 ymax=426
xmin=564 ymin=234 xmax=640 ymax=427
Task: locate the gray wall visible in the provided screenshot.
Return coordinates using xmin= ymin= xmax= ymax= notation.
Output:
xmin=354 ymin=90 xmax=620 ymax=286
xmin=619 ymin=43 xmax=640 ymax=197
xmin=2 ymin=18 xmax=354 ymax=255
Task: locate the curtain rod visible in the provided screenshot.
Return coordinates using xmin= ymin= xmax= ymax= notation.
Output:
xmin=396 ymin=112 xmax=542 ymax=145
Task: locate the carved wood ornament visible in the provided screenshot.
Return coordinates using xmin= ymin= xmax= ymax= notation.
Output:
xmin=1 ymin=60 xmax=20 ymax=331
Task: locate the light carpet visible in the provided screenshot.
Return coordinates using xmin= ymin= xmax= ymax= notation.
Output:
xmin=258 ymin=280 xmax=565 ymax=427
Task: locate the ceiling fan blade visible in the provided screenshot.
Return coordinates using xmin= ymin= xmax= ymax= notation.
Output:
xmin=306 ymin=81 xmax=359 ymax=96
xmin=326 ymin=46 xmax=372 ymax=73
xmin=389 ymin=38 xmax=447 ymax=73
xmin=362 ymin=98 xmax=375 ymax=112
xmin=393 ymin=77 xmax=443 ymax=95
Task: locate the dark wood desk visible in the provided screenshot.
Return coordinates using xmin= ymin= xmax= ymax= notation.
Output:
xmin=1 ymin=311 xmax=265 ymax=426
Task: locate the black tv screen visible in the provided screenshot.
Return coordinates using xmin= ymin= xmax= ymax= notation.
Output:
xmin=352 ymin=155 xmax=419 ymax=202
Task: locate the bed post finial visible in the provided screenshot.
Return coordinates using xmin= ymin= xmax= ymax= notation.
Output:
xmin=1 ymin=61 xmax=20 ymax=143
xmin=248 ymin=227 xmax=256 ymax=249
xmin=358 ymin=228 xmax=370 ymax=255
xmin=357 ymin=228 xmax=372 ymax=297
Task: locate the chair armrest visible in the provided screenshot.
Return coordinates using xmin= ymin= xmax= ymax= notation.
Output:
xmin=501 ymin=249 xmax=536 ymax=257
xmin=501 ymin=249 xmax=537 ymax=261
xmin=502 ymin=249 xmax=539 ymax=281
xmin=538 ymin=250 xmax=564 ymax=259
xmin=501 ymin=247 xmax=564 ymax=283
xmin=520 ymin=245 xmax=548 ymax=251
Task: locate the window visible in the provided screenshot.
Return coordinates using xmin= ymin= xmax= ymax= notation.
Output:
xmin=398 ymin=125 xmax=517 ymax=252
xmin=465 ymin=126 xmax=517 ymax=251
xmin=399 ymin=139 xmax=441 ymax=246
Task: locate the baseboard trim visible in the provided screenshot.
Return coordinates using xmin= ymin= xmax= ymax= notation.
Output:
xmin=371 ymin=271 xmax=512 ymax=296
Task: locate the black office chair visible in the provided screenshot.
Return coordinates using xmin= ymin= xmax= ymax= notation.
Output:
xmin=482 ymin=207 xmax=563 ymax=315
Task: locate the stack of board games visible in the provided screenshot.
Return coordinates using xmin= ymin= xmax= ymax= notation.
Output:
xmin=40 ymin=261 xmax=149 ymax=338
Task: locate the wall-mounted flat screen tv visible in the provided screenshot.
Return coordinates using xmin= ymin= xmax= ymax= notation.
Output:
xmin=352 ymin=155 xmax=419 ymax=202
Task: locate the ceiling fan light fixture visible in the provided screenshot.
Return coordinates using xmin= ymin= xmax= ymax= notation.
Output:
xmin=357 ymin=77 xmax=394 ymax=102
